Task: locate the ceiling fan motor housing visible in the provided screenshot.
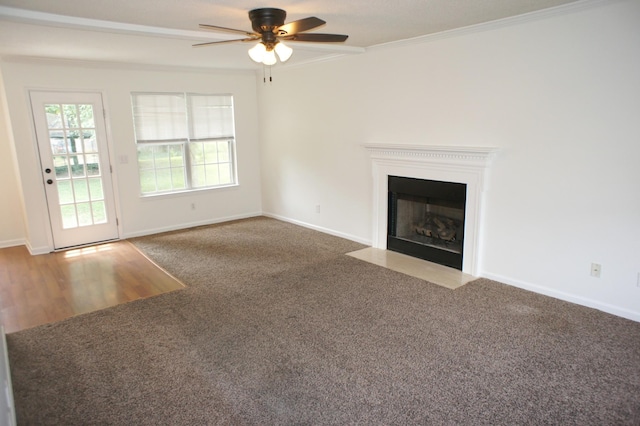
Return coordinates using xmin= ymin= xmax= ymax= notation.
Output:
xmin=249 ymin=8 xmax=286 ymax=34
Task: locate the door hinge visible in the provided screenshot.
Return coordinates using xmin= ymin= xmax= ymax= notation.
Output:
xmin=116 ymin=218 xmax=119 ymax=226
xmin=110 ymin=164 xmax=113 ymax=173
xmin=103 ymin=109 xmax=106 ymax=119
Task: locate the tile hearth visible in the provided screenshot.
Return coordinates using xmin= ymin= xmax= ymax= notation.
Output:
xmin=347 ymin=247 xmax=476 ymax=290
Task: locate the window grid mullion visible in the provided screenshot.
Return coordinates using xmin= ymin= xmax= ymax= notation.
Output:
xmin=184 ymin=94 xmax=193 ymax=189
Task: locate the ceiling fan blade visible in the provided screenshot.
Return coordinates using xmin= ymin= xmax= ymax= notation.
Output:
xmin=281 ymin=33 xmax=349 ymax=43
xmin=192 ymin=38 xmax=256 ymax=47
xmin=199 ymin=24 xmax=256 ymax=37
xmin=276 ymin=17 xmax=325 ymax=36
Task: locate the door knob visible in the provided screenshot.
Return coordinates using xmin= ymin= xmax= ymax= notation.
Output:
xmin=45 ymin=168 xmax=51 ymax=173
xmin=46 ymin=179 xmax=53 ymax=185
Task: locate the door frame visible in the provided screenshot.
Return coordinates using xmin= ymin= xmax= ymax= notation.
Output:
xmin=27 ymin=89 xmax=122 ymax=252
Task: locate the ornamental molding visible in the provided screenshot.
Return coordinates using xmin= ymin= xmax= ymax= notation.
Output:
xmin=363 ymin=143 xmax=498 ymax=166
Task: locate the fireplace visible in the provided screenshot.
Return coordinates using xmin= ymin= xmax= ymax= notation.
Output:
xmin=387 ymin=176 xmax=466 ymax=270
xmin=364 ymin=144 xmax=497 ymax=276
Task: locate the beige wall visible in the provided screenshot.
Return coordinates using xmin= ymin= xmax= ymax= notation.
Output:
xmin=0 ymin=61 xmax=263 ymax=253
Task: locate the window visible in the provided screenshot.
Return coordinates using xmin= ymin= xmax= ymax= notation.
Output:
xmin=131 ymin=92 xmax=236 ymax=195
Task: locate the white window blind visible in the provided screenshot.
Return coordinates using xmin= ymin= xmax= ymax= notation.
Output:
xmin=132 ymin=93 xmax=187 ymax=142
xmin=188 ymin=94 xmax=234 ymax=140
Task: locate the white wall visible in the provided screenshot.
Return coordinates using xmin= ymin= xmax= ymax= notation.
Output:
xmin=259 ymin=0 xmax=640 ymax=320
xmin=0 ymin=61 xmax=262 ymax=252
xmin=0 ymin=70 xmax=26 ymax=248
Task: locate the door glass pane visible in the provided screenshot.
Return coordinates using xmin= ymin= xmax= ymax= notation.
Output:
xmin=86 ymin=154 xmax=100 ymax=176
xmin=73 ymin=179 xmax=89 ymax=203
xmin=89 ymin=178 xmax=104 ymax=200
xmin=66 ymin=131 xmax=81 ymax=153
xmin=53 ymin=156 xmax=70 ymax=179
xmin=63 ymin=104 xmax=79 ymax=128
xmin=79 ymin=104 xmax=95 ymax=128
xmin=70 ymin=156 xmax=85 ymax=177
xmin=57 ymin=180 xmax=73 ymax=204
xmin=92 ymin=201 xmax=106 ymax=223
xmin=83 ymin=130 xmax=98 ymax=153
xmin=49 ymin=132 xmax=66 ymax=154
xmin=45 ymin=104 xmax=63 ymax=129
xmin=76 ymin=202 xmax=92 ymax=226
xmin=60 ymin=205 xmax=78 ymax=229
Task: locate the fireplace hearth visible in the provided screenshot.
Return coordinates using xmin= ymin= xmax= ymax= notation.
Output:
xmin=388 ymin=176 xmax=466 ymax=270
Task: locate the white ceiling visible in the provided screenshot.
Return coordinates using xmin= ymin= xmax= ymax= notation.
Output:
xmin=0 ymin=0 xmax=583 ymax=71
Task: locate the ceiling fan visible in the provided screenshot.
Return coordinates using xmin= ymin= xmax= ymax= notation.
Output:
xmin=194 ymin=8 xmax=349 ymax=65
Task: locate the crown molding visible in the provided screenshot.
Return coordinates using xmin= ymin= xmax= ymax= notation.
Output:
xmin=368 ymin=0 xmax=615 ymax=51
xmin=0 ymin=55 xmax=258 ymax=74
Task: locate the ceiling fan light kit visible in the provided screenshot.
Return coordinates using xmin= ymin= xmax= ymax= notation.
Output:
xmin=248 ymin=40 xmax=292 ymax=65
xmin=196 ymin=7 xmax=348 ymax=67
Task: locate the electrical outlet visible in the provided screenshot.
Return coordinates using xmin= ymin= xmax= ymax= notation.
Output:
xmin=315 ymin=204 xmax=321 ymax=213
xmin=191 ymin=203 xmax=196 ymax=210
xmin=590 ymin=263 xmax=601 ymax=278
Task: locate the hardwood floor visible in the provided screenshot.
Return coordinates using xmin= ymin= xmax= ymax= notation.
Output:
xmin=0 ymin=240 xmax=185 ymax=333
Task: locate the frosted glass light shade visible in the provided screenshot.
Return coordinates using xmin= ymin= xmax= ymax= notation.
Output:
xmin=275 ymin=42 xmax=293 ymax=62
xmin=262 ymin=50 xmax=277 ymax=66
xmin=248 ymin=43 xmax=266 ymax=63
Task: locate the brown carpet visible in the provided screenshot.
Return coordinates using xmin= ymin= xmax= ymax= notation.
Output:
xmin=7 ymin=216 xmax=640 ymax=425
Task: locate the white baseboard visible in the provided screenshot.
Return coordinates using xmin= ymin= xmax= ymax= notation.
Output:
xmin=261 ymin=212 xmax=371 ymax=246
xmin=260 ymin=213 xmax=639 ymax=323
xmin=0 ymin=239 xmax=24 ymax=250
xmin=482 ymin=272 xmax=640 ymax=323
xmin=121 ymin=211 xmax=263 ymax=239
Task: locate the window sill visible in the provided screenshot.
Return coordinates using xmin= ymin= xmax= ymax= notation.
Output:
xmin=139 ymin=183 xmax=239 ymax=200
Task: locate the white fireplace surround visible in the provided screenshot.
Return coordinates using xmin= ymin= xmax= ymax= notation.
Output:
xmin=364 ymin=144 xmax=498 ymax=277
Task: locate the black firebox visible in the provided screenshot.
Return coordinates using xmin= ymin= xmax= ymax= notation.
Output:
xmin=387 ymin=176 xmax=466 ymax=270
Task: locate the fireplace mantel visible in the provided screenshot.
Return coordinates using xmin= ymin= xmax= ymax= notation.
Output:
xmin=364 ymin=144 xmax=498 ymax=276
xmin=363 ymin=143 xmax=498 ymax=166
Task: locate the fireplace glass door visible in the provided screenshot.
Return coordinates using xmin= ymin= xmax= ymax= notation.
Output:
xmin=388 ymin=176 xmax=466 ymax=269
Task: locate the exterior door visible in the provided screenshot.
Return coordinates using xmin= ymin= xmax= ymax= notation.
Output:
xmin=30 ymin=91 xmax=119 ymax=250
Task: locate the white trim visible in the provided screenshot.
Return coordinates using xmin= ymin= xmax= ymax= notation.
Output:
xmin=0 ymin=239 xmax=25 ymax=249
xmin=364 ymin=144 xmax=498 ymax=277
xmin=369 ymin=0 xmax=615 ymax=51
xmin=0 ymin=6 xmax=365 ymax=55
xmin=0 ymin=5 xmax=237 ymax=42
xmin=121 ymin=212 xmax=262 ymax=239
xmin=262 ymin=212 xmax=371 ymax=246
xmin=482 ymin=272 xmax=640 ymax=323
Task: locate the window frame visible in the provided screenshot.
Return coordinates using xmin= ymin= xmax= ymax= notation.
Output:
xmin=131 ymin=91 xmax=238 ymax=197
